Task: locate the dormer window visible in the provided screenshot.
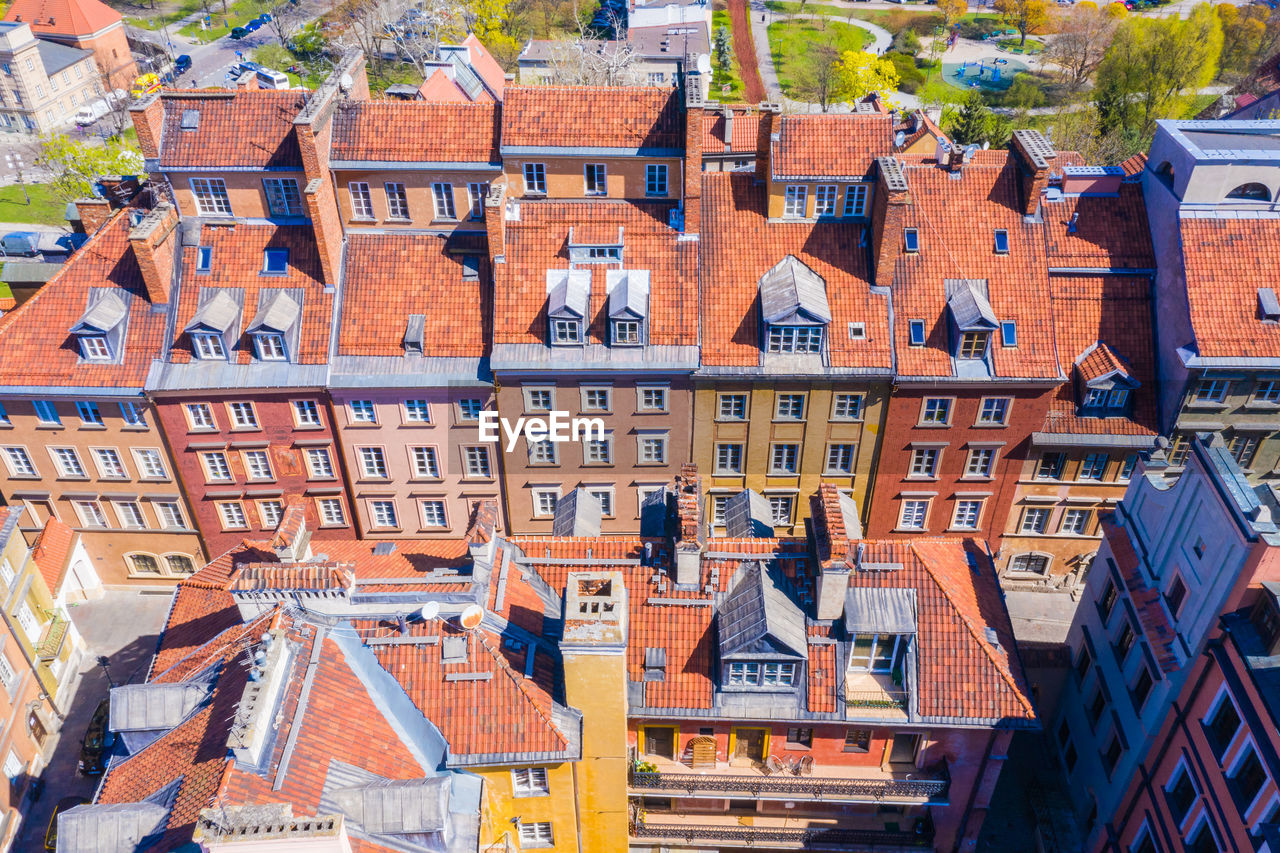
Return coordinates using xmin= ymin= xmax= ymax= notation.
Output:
xmin=254 ymin=332 xmax=287 ymax=361
xmin=849 ymin=633 xmax=907 ymax=673
xmin=768 ymin=326 xmax=822 ymax=353
xmin=959 ymin=331 xmax=989 ymax=359
xmin=262 ymin=248 xmax=288 ymax=275
xmin=552 ymin=319 xmax=582 ymax=344
xmin=759 ymin=255 xmax=831 ymax=356
xmin=946 ymin=279 xmax=998 ymax=363
xmin=1083 ymin=387 xmax=1129 ymax=410
xmin=587 ymin=247 xmax=620 ymax=260
xmin=246 ymin=291 xmax=300 ymax=363
xmin=1076 ymin=342 xmax=1139 ymax=415
xmin=70 ymin=290 xmax=127 ymax=364
xmin=79 ymin=335 xmax=110 ymax=360
xmin=613 ymin=319 xmax=641 ymax=345
xmin=192 ymin=332 xmax=226 ymax=360
xmin=185 ymin=290 xmax=242 ymax=362
xmin=607 ymin=269 xmax=648 ymax=347
xmin=547 ymin=269 xmax=590 ymax=346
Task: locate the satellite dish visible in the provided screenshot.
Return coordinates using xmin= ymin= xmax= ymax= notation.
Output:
xmin=338 ymin=72 xmax=353 ymax=93
xmin=696 ymin=54 xmax=712 ymax=75
xmin=894 ymin=130 xmax=906 ymax=147
xmin=982 ymin=140 xmax=990 ymax=150
xmin=419 ymin=601 xmax=440 ymax=622
xmin=459 ymin=604 xmax=484 ymax=630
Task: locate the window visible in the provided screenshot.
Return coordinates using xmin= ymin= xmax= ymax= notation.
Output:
xmin=401 ymin=399 xmax=431 ymax=423
xmin=532 ymin=489 xmax=559 ymax=517
xmin=186 ymin=403 xmax=214 ymax=430
xmin=317 ymin=498 xmax=345 ymax=526
xmin=52 ymin=447 xmax=85 ymax=477
xmin=899 ymin=499 xmax=929 ymax=530
xmin=646 ymin=164 xmax=668 ymax=196
xmin=909 ymin=447 xmax=939 ymax=478
xmin=639 ymin=435 xmax=667 ymax=465
xmin=952 ymin=500 xmax=982 ymax=530
xmin=154 ymin=501 xmax=185 ymax=529
xmin=908 ymin=319 xmax=926 ymax=347
xmin=552 ymin=318 xmax=582 ymax=344
xmin=1166 ymin=764 xmax=1198 ymax=826
xmin=518 ymin=822 xmax=553 ymax=847
xmin=965 ymin=447 xmax=996 ymax=478
xmin=33 ymin=400 xmax=59 ymax=425
xmin=1120 ymin=454 xmax=1138 ymax=480
xmin=73 ymin=500 xmax=107 ymax=527
xmin=1195 ymin=379 xmax=1229 ymax=403
xmin=243 ymin=450 xmax=272 ymax=480
xmin=359 ymin=447 xmax=388 ymax=478
xmin=2 ymin=447 xmax=34 ymax=477
xmin=1086 ymin=685 xmax=1107 ymax=727
xmin=1115 ymin=619 xmax=1135 ymax=661
xmin=0 ymin=655 xmax=12 ymax=690
xmin=202 ymin=452 xmax=232 ymax=481
xmin=843 ymin=184 xmax=868 ymax=217
xmin=844 ymin=729 xmax=871 ymax=752
xmin=1204 ymin=693 xmax=1241 ymax=759
xmin=370 ymin=500 xmax=398 ymax=529
xmin=1100 ymin=579 xmax=1119 ymax=624
xmin=529 ymin=439 xmax=557 ymax=465
xmin=127 ymin=449 xmax=164 ymax=480
xmin=958 ymin=331 xmax=989 ymax=360
xmin=305 ymin=448 xmax=334 ymax=478
xmin=263 ymin=178 xmax=302 ymax=217
xmin=584 ymin=163 xmax=606 ymax=196
xmin=293 ymin=400 xmax=321 ymax=427
xmin=727 ymin=661 xmax=795 ymax=686
xmin=710 ymin=494 xmax=731 ymax=527
xmin=410 ymin=499 xmax=446 ymax=528
xmin=767 ymin=325 xmax=823 ymax=353
xmin=814 ymin=184 xmax=838 ymax=217
xmin=349 ymin=182 xmax=374 ymax=218
xmin=1185 ymin=818 xmax=1220 ymax=853
xmin=583 ymin=438 xmax=612 ymax=465
xmin=525 ymin=388 xmax=553 ymax=412
xmin=850 ymin=633 xmax=906 ymax=673
xmin=80 ymin=335 xmax=110 ymax=360
xmin=192 ymin=333 xmax=225 ymax=360
xmin=920 ymin=398 xmax=951 ymax=425
xmin=218 ymin=502 xmax=248 ymax=529
xmin=464 ymin=446 xmax=491 ymax=477
xmin=432 ymin=183 xmax=457 ymax=220
xmin=1000 ymin=321 xmax=1018 ymax=348
xmin=1060 ymin=509 xmax=1092 ymax=535
xmin=1255 ymin=380 xmax=1280 ymax=404
xmin=385 ymin=182 xmax=409 ymax=220
xmin=0 ymin=403 xmax=8 ymax=425
xmin=114 ymin=501 xmax=146 ymax=529
xmin=993 ymin=229 xmax=1010 ymax=253
xmin=1036 ymin=452 xmax=1066 ymax=479
xmin=228 ymin=402 xmax=258 ymax=429
xmin=195 ymin=246 xmax=212 ymax=272
xmin=768 ymin=495 xmax=794 ymax=525
xmin=1130 ymin=828 xmax=1158 ymax=853
xmin=612 ymin=318 xmax=642 ymax=345
xmin=588 ymin=488 xmax=615 ymax=517
xmin=1011 ymin=553 xmax=1050 ymax=574
xmin=92 ymin=448 xmax=126 ymax=478
xmin=716 ymin=443 xmax=743 ymax=475
xmin=412 ymin=446 xmax=440 ymax=478
xmin=825 ymin=443 xmax=855 ymax=475
xmin=258 ymin=500 xmax=283 ymax=528
xmin=166 ymin=555 xmax=195 ymax=576
xmin=718 ymin=394 xmax=747 ymax=420
xmin=904 ymin=229 xmax=919 ymax=252
xmin=76 ymin=400 xmax=102 ymax=425
xmin=1020 ymin=507 xmax=1050 ymax=534
xmin=783 ymin=184 xmax=808 ymax=217
xmin=977 ymin=398 xmax=1009 ymax=425
xmin=513 ymin=768 xmax=549 ymax=796
xmin=787 ymin=727 xmax=813 ymax=747
xmin=523 ymin=162 xmax=547 ymax=195
xmin=775 ymin=393 xmax=805 ymax=420
xmin=467 ymin=182 xmax=488 ymax=219
xmin=459 ymin=399 xmax=482 ymax=421
xmin=770 ymin=443 xmax=799 ymax=474
xmin=119 ymin=402 xmax=146 ymax=427
xmin=1228 ymin=746 xmax=1270 ymax=812
xmin=349 ymin=400 xmax=376 ymax=423
xmin=832 ymin=393 xmax=864 ymax=421
xmin=254 ymin=333 xmax=287 ymax=360
xmin=583 ymin=388 xmax=610 ymax=411
xmin=1229 ymin=434 xmax=1259 ymax=468
xmin=638 ymin=387 xmax=667 ymax=412
xmin=190 ymin=178 xmax=232 ymax=216
xmin=260 ymin=248 xmax=289 ymax=275
xmin=1080 ymin=453 xmax=1108 ymax=480
xmin=1129 ymin=663 xmax=1154 ymax=710
xmin=1101 ymin=733 xmax=1122 ymax=776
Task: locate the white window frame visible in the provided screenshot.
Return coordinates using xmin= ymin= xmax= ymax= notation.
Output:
xmin=965 ymin=447 xmax=996 ymax=478
xmin=637 ymin=386 xmax=668 ymax=412
xmin=72 ymin=499 xmax=108 ymax=528
xmin=584 ymin=163 xmax=607 ymax=196
xmin=369 ymin=500 xmax=399 ymax=529
xmin=358 ymin=446 xmax=389 ymax=479
xmin=202 ymin=451 xmax=232 ymax=482
xmin=185 ymin=403 xmax=215 ymax=430
xmin=976 ymin=397 xmax=1010 ymax=425
xmin=825 ymin=443 xmax=855 ymax=475
xmin=412 ymin=446 xmax=441 ymax=478
xmin=263 ymin=177 xmax=302 ymax=217
xmin=531 ymin=488 xmax=561 ymax=518
xmin=242 ymin=449 xmax=273 ymax=481
xmin=899 ymin=499 xmax=929 ymax=530
xmin=217 ymin=501 xmax=248 ymax=530
xmin=523 ymin=162 xmax=547 ymax=195
xmin=153 ymin=501 xmax=185 ymax=529
xmin=420 ymin=499 xmax=448 ymax=528
xmin=349 ymin=181 xmax=374 ymax=219
xmin=512 ymin=767 xmax=550 ymax=797
xmin=717 ymin=393 xmax=747 ymax=420
xmin=190 ymin=177 xmax=232 ymax=216
xmin=317 ymin=497 xmax=346 ymax=527
xmin=349 ymin=400 xmax=377 ymax=424
xmin=715 ymin=443 xmax=743 ymax=475
xmin=113 ymin=500 xmax=147 ymax=529
xmin=832 ymin=393 xmax=864 ymax=421
xmin=843 ymin=183 xmax=868 ymax=217
xmin=253 ymin=332 xmax=287 ymax=361
xmin=91 ymin=447 xmax=127 ymax=479
xmin=814 ymin=184 xmax=838 ymax=217
xmin=432 ymin=182 xmax=457 ymax=220
xmin=920 ymin=398 xmax=952 ymax=426
xmin=783 ymin=184 xmax=808 ymax=218
xmin=257 ymin=500 xmax=283 ymax=529
xmin=952 ymin=499 xmax=983 ymax=530
xmin=1 ymin=447 xmax=35 ymax=477
xmin=191 ymin=332 xmax=226 ymax=360
xmin=769 ymin=443 xmax=799 ymax=474
xmin=385 ymin=181 xmax=410 ymax=220
xmin=292 ymin=399 xmax=321 ymax=427
xmin=305 ymin=447 xmax=335 ymax=479
xmin=645 ymin=163 xmax=668 ymax=196
xmin=227 ymin=401 xmax=258 ymax=430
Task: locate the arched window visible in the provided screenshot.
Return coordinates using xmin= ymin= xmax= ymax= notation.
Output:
xmin=1227 ymin=182 xmax=1271 ymax=202
xmin=164 ymin=555 xmax=195 ymax=575
xmin=126 ymin=553 xmax=160 ymax=574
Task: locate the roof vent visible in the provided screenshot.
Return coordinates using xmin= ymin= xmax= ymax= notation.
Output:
xmin=180 ymin=109 xmax=200 ymax=130
xmin=373 ymin=542 xmax=396 ymax=555
xmin=1260 ymin=288 xmax=1280 ymax=323
xmin=1067 ymin=211 xmax=1079 ymax=234
xmin=983 ymin=626 xmax=1000 ymax=649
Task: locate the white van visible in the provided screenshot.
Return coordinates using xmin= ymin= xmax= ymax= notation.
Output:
xmin=73 ymin=99 xmax=110 ymax=126
xmin=255 ymin=68 xmax=290 ymax=90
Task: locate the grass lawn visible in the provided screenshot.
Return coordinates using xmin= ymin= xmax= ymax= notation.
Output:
xmin=765 ymin=1 xmax=858 ymax=17
xmin=997 ymin=36 xmax=1044 ymax=54
xmin=769 ymin=19 xmax=869 ymax=96
xmin=367 ymin=62 xmax=424 ymax=96
xmin=710 ymin=7 xmax=747 ymax=102
xmin=0 ymin=184 xmax=68 ymax=227
xmin=177 ymin=0 xmax=267 ymax=42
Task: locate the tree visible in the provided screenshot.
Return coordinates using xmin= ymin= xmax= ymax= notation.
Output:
xmin=795 ymin=42 xmax=843 ymax=111
xmin=1043 ymin=1 xmax=1121 ymax=93
xmin=466 ymin=0 xmax=522 ymax=65
xmin=385 ymin=0 xmax=465 ymax=77
xmin=948 ymin=90 xmax=991 ymax=144
xmin=543 ymin=36 xmax=640 ymax=85
xmin=993 ymin=0 xmax=1047 ymax=47
xmin=937 ymin=0 xmax=968 ymax=32
xmin=330 ymin=0 xmax=414 ymax=76
xmin=834 ymin=50 xmax=900 ymax=106
xmin=714 ymin=24 xmax=732 ymax=72
xmin=38 ymin=135 xmax=145 ymax=201
xmin=1217 ymin=3 xmax=1269 ymax=78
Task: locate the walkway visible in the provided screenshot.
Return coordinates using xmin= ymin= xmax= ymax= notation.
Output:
xmin=727 ymin=0 xmax=767 ymax=102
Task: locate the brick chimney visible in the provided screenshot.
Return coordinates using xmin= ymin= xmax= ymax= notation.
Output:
xmin=1010 ymin=129 xmax=1057 ymax=217
xmin=754 ymin=103 xmax=781 ymax=184
xmin=673 ymin=463 xmax=703 ymax=586
xmin=811 ymin=483 xmax=858 ymax=621
xmin=128 ymin=202 xmax=179 ymax=306
xmin=484 ymin=182 xmax=508 ymax=261
xmin=74 ymin=198 xmax=112 ymax=235
xmin=128 ymin=94 xmax=163 ymax=161
xmin=271 ymin=496 xmax=311 ymax=562
xmin=682 ymin=86 xmax=705 ymax=235
xmin=870 ymin=156 xmax=910 ymax=288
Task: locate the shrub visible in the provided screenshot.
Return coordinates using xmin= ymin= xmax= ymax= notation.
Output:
xmin=885 ymin=52 xmax=926 ymax=93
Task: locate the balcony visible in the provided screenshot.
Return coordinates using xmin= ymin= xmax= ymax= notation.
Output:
xmin=629 ymin=756 xmax=948 ymax=805
xmin=36 ymin=614 xmax=69 ymax=662
xmin=845 ymin=672 xmax=910 ymax=720
xmin=632 ymin=812 xmax=934 ymax=851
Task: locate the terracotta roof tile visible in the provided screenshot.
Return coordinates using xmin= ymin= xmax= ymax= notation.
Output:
xmin=156 ymin=90 xmax=308 ymax=170
xmin=0 ymin=212 xmax=166 ymax=388
xmin=1180 ymin=214 xmax=1280 ymax=358
xmin=772 ymin=112 xmax=893 ymax=178
xmin=1041 ymin=183 xmax=1154 ymax=269
xmin=701 ymin=108 xmax=760 ymax=153
xmin=699 ymin=172 xmax=892 ymax=370
xmin=338 ymin=233 xmax=490 ymax=357
xmin=31 ymin=517 xmax=73 ymax=595
xmin=330 ymin=101 xmax=500 ymax=163
xmin=4 ymin=0 xmax=120 ymax=37
xmin=501 ymin=85 xmax=684 ymax=150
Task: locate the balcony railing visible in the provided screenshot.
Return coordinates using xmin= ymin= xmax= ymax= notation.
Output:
xmin=846 ymin=690 xmax=909 ymax=711
xmin=632 ymin=817 xmax=934 ymax=850
xmin=629 ymin=766 xmax=948 ymax=804
xmin=36 ymin=615 xmax=68 ymax=662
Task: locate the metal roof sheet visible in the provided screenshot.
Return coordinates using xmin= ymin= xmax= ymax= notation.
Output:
xmin=607 ymin=269 xmax=650 ymax=319
xmin=723 ymin=489 xmax=774 ymax=539
xmin=185 ymin=289 xmax=242 ymax=334
xmin=758 ymin=255 xmax=831 ymax=325
xmin=717 ymin=562 xmax=808 ymax=660
xmin=71 ymin=290 xmax=127 ymax=334
xmin=547 ymin=269 xmax=591 ymax=319
xmin=247 ymin=290 xmax=301 ymax=335
xmin=945 ymin=279 xmax=999 ymax=331
xmin=844 ymin=587 xmax=917 ymax=635
xmin=333 ymin=777 xmax=451 ymax=835
xmin=552 ymin=488 xmax=602 ymax=538
xmin=108 ymin=681 xmax=212 ymax=731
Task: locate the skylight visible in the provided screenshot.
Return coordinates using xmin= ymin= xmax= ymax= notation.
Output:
xmin=1001 ymin=321 xmax=1018 ymax=347
xmin=904 ymin=229 xmax=919 ymax=253
xmin=908 ymin=319 xmax=925 ymax=346
xmin=994 ymin=230 xmax=1009 ymax=254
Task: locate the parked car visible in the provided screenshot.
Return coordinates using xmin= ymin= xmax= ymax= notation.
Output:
xmin=44 ymin=796 xmax=89 ymax=850
xmin=1 ymin=232 xmax=40 ymax=257
xmin=129 ymin=72 xmax=160 ymax=98
xmin=256 ymin=12 xmax=272 ymax=22
xmin=236 ymin=60 xmax=262 ymax=74
xmin=230 ymin=25 xmax=249 ymax=38
xmin=77 ymin=698 xmax=113 ymax=775
xmin=73 ymin=99 xmax=109 ymax=126
xmin=244 ymin=18 xmax=262 ymax=32
xmin=174 ymin=54 xmax=191 ymax=73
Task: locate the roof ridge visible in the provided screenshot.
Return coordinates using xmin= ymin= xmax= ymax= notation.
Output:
xmin=909 ymin=541 xmax=1035 ymax=719
xmin=471 ymin=629 xmax=568 ymax=750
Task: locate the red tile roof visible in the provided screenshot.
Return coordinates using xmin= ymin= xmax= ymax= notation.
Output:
xmin=772 ymin=112 xmax=893 ymax=179
xmin=155 ymin=90 xmax=309 ymax=170
xmin=1040 ymin=183 xmax=1154 ymax=270
xmin=701 ymin=108 xmax=760 ymax=153
xmin=4 ymin=0 xmax=120 ymax=36
xmin=892 ymin=152 xmax=1060 ymax=379
xmin=1180 ymin=214 xmax=1280 ymax=358
xmin=1041 ymin=275 xmax=1157 ymax=437
xmin=699 ymin=172 xmax=892 ymax=370
xmin=330 ymin=101 xmax=501 ymax=163
xmin=501 ymin=85 xmax=684 ymax=150
xmin=31 ymin=517 xmax=74 ymax=595
xmin=167 ymin=222 xmax=332 ymax=365
xmin=0 ymin=211 xmax=166 ymax=388
xmin=338 ymin=233 xmax=490 ymax=357
xmin=491 ymin=199 xmax=698 ymax=347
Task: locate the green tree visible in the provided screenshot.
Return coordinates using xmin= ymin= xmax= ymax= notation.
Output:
xmin=1217 ymin=3 xmax=1269 ymax=77
xmin=714 ymin=24 xmax=732 ymax=72
xmin=38 ymin=135 xmax=146 ymax=201
xmin=993 ymin=0 xmax=1048 ymax=46
xmin=949 ymin=90 xmax=991 ymax=145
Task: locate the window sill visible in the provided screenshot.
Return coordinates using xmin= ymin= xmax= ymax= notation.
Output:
xmin=349 ymin=216 xmax=377 ymax=223
xmin=905 ymin=476 xmax=939 ymax=482
xmin=893 ymin=527 xmax=927 ymax=534
xmin=77 ymin=423 xmax=107 ymax=430
xmin=430 ymin=219 xmax=459 ymax=225
xmin=121 ymin=425 xmax=150 ymax=432
xmin=971 ymin=422 xmax=1008 ymax=429
xmin=947 ymin=527 xmax=981 ymax=534
xmin=1185 ymin=401 xmax=1229 ymax=411
xmin=386 ymin=217 xmax=412 ymax=224
xmin=771 ymin=418 xmax=805 ymax=424
xmin=512 ymin=791 xmax=551 ymax=799
xmin=822 ymin=470 xmax=855 ymax=477
xmin=636 ymin=408 xmax=669 ymax=415
xmin=767 ymin=471 xmax=799 ymax=478
xmin=959 ymin=476 xmax=995 ymax=483
xmin=714 ymin=471 xmax=744 ymax=478
xmin=228 ymin=427 xmax=262 ymax=433
xmin=397 ymin=421 xmax=433 ymax=428
xmin=35 ymin=424 xmax=65 ymax=430
xmin=344 ymin=423 xmax=379 ymax=429
xmin=915 ymin=423 xmax=952 ymax=429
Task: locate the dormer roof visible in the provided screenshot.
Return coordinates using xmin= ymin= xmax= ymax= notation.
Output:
xmin=607 ymin=269 xmax=649 ymax=320
xmin=246 ymin=290 xmax=300 ymax=335
xmin=759 ymin=255 xmax=831 ymax=325
xmin=1076 ymin=341 xmax=1139 ymax=388
xmin=724 ymin=489 xmax=774 ymax=539
xmin=71 ymin=289 xmax=127 ymax=334
xmin=718 ymin=562 xmax=808 ymax=660
xmin=547 ymin=269 xmax=591 ymax=319
xmin=184 ymin=289 xmax=240 ymax=334
xmin=946 ymin=279 xmax=999 ymax=331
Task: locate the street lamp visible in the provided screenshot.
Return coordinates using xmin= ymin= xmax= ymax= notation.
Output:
xmin=4 ymin=151 xmax=28 ymax=204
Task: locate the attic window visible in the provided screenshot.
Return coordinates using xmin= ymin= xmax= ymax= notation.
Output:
xmin=552 ymin=318 xmax=582 ymax=344
xmin=462 ymin=255 xmax=480 ymax=282
xmin=262 ymin=249 xmax=288 ymax=275
xmin=587 ymin=247 xmax=620 ymax=261
xmin=908 ymin=319 xmax=925 ymax=347
xmin=994 ymin=229 xmax=1009 ymax=254
xmin=180 ymin=109 xmax=199 ymax=130
xmin=958 ymin=331 xmax=990 ymax=360
xmin=191 ymin=332 xmax=226 ymax=360
xmin=1000 ymin=321 xmax=1018 ymax=347
xmin=849 ymin=322 xmax=866 ymax=340
xmin=643 ymin=647 xmax=666 ymax=682
xmin=196 ymin=246 xmax=212 ymax=273
xmin=1084 ymin=387 xmax=1129 ymax=410
xmin=903 ymin=229 xmax=919 ymax=253
xmin=1228 ymin=182 xmax=1270 ymax=202
xmin=1260 ymin=288 xmax=1280 ymax=323
xmin=79 ymin=335 xmax=110 ymax=361
xmin=253 ymin=332 xmax=287 ymax=361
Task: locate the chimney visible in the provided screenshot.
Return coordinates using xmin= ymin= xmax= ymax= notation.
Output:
xmin=195 ymin=806 xmax=353 ymax=853
xmin=754 ymin=102 xmax=780 ymax=184
xmin=870 ymin=156 xmax=910 ymax=288
xmin=484 ymin=182 xmax=508 ymax=261
xmin=673 ymin=462 xmax=703 ymax=586
xmin=811 ymin=484 xmax=857 ymax=621
xmin=128 ymin=202 xmax=179 ymax=306
xmin=73 ymin=197 xmax=112 ymax=235
xmin=682 ymin=86 xmax=705 ymax=235
xmin=1060 ymin=165 xmax=1123 ymax=197
xmin=1009 ymin=129 xmax=1056 ymax=217
xmin=128 ymin=94 xmax=163 ymax=161
xmin=723 ymin=106 xmax=734 ymax=152
xmin=270 ymin=496 xmax=311 ymax=562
